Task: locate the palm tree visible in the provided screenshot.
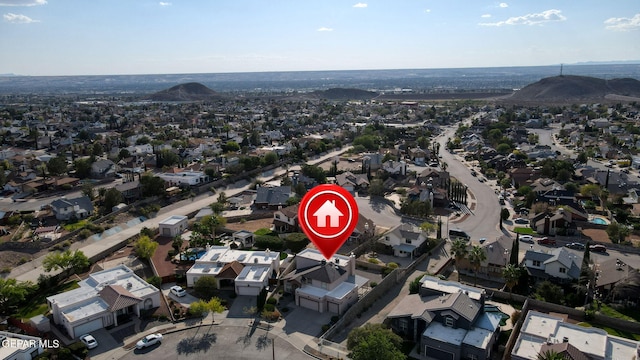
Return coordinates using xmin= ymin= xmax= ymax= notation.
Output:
xmin=468 ymin=245 xmax=487 ymax=286
xmin=536 ymin=349 xmax=567 ymax=360
xmin=502 ymin=264 xmax=522 ymax=300
xmin=450 ymin=239 xmax=469 ymax=269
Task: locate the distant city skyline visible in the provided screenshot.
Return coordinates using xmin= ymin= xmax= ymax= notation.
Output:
xmin=1 ymin=0 xmax=640 ymax=76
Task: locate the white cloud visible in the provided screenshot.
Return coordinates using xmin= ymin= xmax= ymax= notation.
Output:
xmin=0 ymin=0 xmax=46 ymax=6
xmin=3 ymin=12 xmax=38 ymax=23
xmin=604 ymin=13 xmax=640 ymax=31
xmin=479 ymin=9 xmax=566 ymax=26
xmin=159 ymin=2 xmax=171 ymax=6
xmin=499 ymin=3 xmax=508 ymax=8
xmin=317 ymin=27 xmax=333 ymax=32
xmin=352 ymin=3 xmax=367 ymax=8
xmin=481 ymin=14 xmax=491 ymax=18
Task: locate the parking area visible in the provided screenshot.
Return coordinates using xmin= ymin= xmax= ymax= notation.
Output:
xmin=161 ymin=283 xmax=200 ymax=308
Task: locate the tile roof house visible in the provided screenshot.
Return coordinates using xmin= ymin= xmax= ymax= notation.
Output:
xmin=50 ymin=195 xmax=94 ymax=221
xmin=511 ymin=311 xmax=640 ymax=360
xmin=523 ymin=247 xmax=582 ymax=283
xmin=273 ymin=204 xmax=299 ymax=233
xmin=386 ymin=276 xmax=500 ymax=360
xmin=46 ymin=265 xmax=160 ymax=339
xmin=186 ymin=246 xmax=280 ymax=296
xmin=281 ymin=248 xmax=366 ymax=314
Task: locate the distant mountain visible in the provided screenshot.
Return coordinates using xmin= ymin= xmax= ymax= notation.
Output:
xmin=310 ymin=88 xmax=379 ymax=100
xmin=508 ymin=75 xmax=640 ymax=102
xmin=146 ymin=82 xmax=224 ymax=101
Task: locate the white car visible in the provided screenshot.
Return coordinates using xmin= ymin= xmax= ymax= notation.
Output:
xmin=80 ymin=334 xmax=98 ymax=349
xmin=136 ymin=333 xmax=163 ymax=349
xmin=519 ymin=235 xmax=534 ymax=243
xmin=170 ymin=285 xmax=186 ymax=297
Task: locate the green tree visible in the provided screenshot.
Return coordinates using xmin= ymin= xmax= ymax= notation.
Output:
xmin=347 ymin=324 xmax=405 ymax=360
xmin=606 ymin=222 xmax=630 ymax=243
xmin=284 ymin=232 xmax=309 ymax=253
xmin=73 ymin=158 xmax=93 ymax=179
xmin=579 ymin=184 xmax=601 ymax=198
xmin=134 ymin=235 xmax=158 ymax=260
xmin=102 ymin=188 xmax=123 ymax=214
xmin=0 ymin=278 xmax=34 ymax=315
xmin=369 ymin=179 xmax=385 ymax=196
xmin=450 ymin=239 xmax=469 ymax=269
xmin=172 ymin=235 xmax=184 ymax=253
xmin=47 ymin=155 xmax=68 ymax=176
xmin=140 ymin=173 xmax=166 ymax=197
xmin=535 ymin=281 xmax=564 ymax=304
xmin=502 ymin=264 xmax=522 ymax=299
xmin=419 ymin=222 xmax=436 ymax=237
xmin=43 ymin=250 xmax=90 ymax=278
xmin=261 ymin=151 xmax=278 ymax=166
xmin=501 ymin=208 xmax=510 ymax=221
xmin=81 ymin=183 xmax=95 ymax=200
xmin=194 ymin=276 xmax=218 ymax=300
xmin=468 ymin=245 xmax=487 ymax=286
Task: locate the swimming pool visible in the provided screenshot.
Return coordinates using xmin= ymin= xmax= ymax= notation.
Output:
xmin=590 ymin=217 xmax=609 ymax=225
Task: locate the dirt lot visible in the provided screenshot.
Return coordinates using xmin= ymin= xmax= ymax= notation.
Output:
xmin=225 ymin=217 xmax=274 ymax=233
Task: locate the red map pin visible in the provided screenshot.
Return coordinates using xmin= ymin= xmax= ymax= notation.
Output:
xmin=298 ymin=184 xmax=359 ymax=260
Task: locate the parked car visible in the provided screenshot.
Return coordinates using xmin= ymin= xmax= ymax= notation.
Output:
xmin=80 ymin=334 xmax=98 ymax=350
xmin=565 ymin=242 xmax=585 ymax=250
xmin=170 ymin=285 xmax=186 ymax=297
xmin=590 ymin=244 xmax=607 ymax=253
xmin=136 ymin=334 xmax=163 ymax=349
xmin=537 ymin=237 xmax=556 ymax=246
xmin=514 ymin=218 xmax=529 ymax=224
xmin=519 ymin=235 xmax=534 ymax=243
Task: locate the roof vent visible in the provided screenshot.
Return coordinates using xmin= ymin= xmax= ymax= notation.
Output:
xmin=254 ymin=258 xmax=258 ymax=264
xmin=334 ymin=258 xmax=339 ymax=264
xmin=563 ymin=337 xmax=569 ymax=343
xmin=321 ymin=259 xmax=327 ymax=266
xmin=126 ymin=282 xmax=132 ymax=289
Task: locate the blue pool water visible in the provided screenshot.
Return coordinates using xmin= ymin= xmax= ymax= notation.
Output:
xmin=180 ymin=249 xmax=207 ymax=261
xmin=590 ymin=217 xmax=608 ymax=225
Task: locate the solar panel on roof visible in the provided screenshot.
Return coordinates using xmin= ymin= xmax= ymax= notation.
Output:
xmin=238 ymin=254 xmax=247 ymax=261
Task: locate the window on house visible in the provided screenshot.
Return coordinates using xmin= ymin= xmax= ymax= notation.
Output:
xmin=445 ymin=317 xmax=454 ymax=327
xmin=559 ymin=267 xmax=566 ymax=273
xmin=533 ymin=260 xmax=541 ymax=267
xmin=398 ymin=318 xmax=408 ymax=332
xmin=405 ymin=239 xmax=412 ymax=244
xmin=321 ymin=282 xmax=327 ymax=289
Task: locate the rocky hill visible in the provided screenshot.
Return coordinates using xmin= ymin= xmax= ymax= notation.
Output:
xmin=146 ymin=82 xmax=224 ymax=101
xmin=508 ymin=75 xmax=640 ymax=103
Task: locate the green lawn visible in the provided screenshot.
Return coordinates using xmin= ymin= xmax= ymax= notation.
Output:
xmin=599 ymin=303 xmax=640 ymax=322
xmin=578 ymin=319 xmax=640 ymax=341
xmin=513 ymin=227 xmax=534 ymax=235
xmin=63 ymin=220 xmax=88 ymax=232
xmin=15 ymin=280 xmax=80 ymax=320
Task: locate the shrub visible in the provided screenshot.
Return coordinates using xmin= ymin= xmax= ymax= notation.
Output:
xmin=146 ymin=276 xmax=162 ymax=289
xmin=367 ymin=258 xmax=379 ymax=264
xmin=331 ymin=315 xmax=340 ymax=323
xmin=1 ymin=267 xmax=10 ymax=274
xmin=262 ymin=309 xmax=281 ymax=322
xmin=387 ymin=262 xmax=399 ymax=269
xmin=68 ymin=341 xmax=89 ymax=358
xmin=370 ymin=282 xmax=378 ymax=288
xmin=267 ymin=297 xmax=277 ymax=305
xmin=78 ymin=229 xmax=93 ymax=239
xmin=254 ymin=235 xmax=284 ymax=250
xmin=167 ymin=249 xmax=176 ymax=258
xmin=62 ymin=240 xmax=72 ymax=248
xmin=18 ymin=257 xmax=28 ymax=265
xmin=511 ymin=310 xmax=521 ymax=325
xmin=264 ymin=303 xmax=276 ymax=312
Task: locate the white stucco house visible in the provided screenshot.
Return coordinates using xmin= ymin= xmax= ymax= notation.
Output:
xmin=46 ymin=265 xmax=161 ymax=339
xmin=158 ymin=215 xmax=188 ymax=237
xmin=511 ymin=311 xmax=640 ymax=360
xmin=186 ymin=246 xmax=280 ymax=296
xmin=281 ymin=248 xmax=367 ymax=314
xmin=523 ymin=247 xmax=582 ymax=283
xmin=158 ymin=170 xmax=209 ymax=187
xmin=379 ymin=223 xmax=428 ymax=258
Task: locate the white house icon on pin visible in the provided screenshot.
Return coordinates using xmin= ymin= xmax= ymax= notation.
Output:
xmin=313 ymin=200 xmax=343 ymax=227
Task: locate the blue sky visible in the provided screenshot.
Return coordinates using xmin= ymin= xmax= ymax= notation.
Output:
xmin=1 ymin=0 xmax=639 ymax=76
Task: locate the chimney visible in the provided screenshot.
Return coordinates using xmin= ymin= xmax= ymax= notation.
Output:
xmin=349 ymin=252 xmax=356 ymax=275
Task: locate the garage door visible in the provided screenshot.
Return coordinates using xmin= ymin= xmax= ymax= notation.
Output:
xmin=73 ymin=318 xmax=103 ymax=339
xmin=425 ymin=346 xmax=454 ymax=360
xmin=299 ymin=298 xmax=320 ymax=312
xmin=327 ymin=302 xmax=340 ymax=314
xmin=236 ymin=285 xmax=261 ymax=296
